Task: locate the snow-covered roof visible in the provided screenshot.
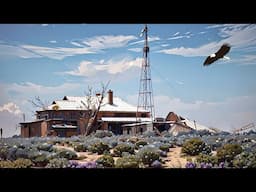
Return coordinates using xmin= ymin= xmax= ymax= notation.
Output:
xmin=45 ymin=95 xmax=148 ymax=113
xmin=180 ymin=118 xmax=215 ymax=133
xmin=101 ymin=117 xmax=152 ymax=122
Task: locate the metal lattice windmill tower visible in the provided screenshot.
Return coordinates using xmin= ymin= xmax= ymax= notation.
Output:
xmin=136 ymin=24 xmax=155 ymax=122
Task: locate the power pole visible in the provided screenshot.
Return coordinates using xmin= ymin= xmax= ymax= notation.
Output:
xmin=137 ymin=24 xmax=155 ymax=123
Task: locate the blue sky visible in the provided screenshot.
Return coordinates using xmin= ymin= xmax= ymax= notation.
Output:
xmin=0 ymin=24 xmax=256 ymax=137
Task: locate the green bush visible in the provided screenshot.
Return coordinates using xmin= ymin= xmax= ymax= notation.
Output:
xmin=159 ymin=144 xmax=171 ymax=152
xmin=115 ymin=156 xmax=140 ymax=168
xmin=182 ymin=138 xmax=211 ymax=156
xmin=94 ymin=130 xmax=113 ymax=138
xmin=137 ymin=147 xmax=160 ymax=166
xmin=13 ymin=158 xmax=34 ymax=168
xmin=135 ymin=140 xmax=148 ymax=149
xmin=196 ymin=154 xmax=218 ymax=165
xmin=233 ymin=152 xmax=256 ymax=168
xmin=216 ymin=144 xmax=242 ymax=163
xmin=46 ymin=158 xmax=69 ymax=168
xmin=74 ymin=143 xmax=87 ymax=152
xmin=32 ymin=152 xmax=50 ymax=167
xmin=113 ymin=144 xmax=134 ymax=157
xmin=88 ymin=142 xmax=110 ymax=155
xmin=57 ymin=149 xmax=78 ymax=160
xmin=0 ymin=147 xmax=9 ymax=160
xmin=37 ymin=143 xmax=53 ymax=152
xmin=96 ymin=155 xmax=114 ymax=168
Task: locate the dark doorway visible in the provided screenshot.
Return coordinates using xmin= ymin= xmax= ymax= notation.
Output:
xmin=108 ymin=123 xmax=122 ymax=135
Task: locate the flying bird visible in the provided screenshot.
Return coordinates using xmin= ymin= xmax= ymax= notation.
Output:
xmin=203 ymin=43 xmax=231 ymax=66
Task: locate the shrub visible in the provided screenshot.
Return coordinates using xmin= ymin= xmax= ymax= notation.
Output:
xmin=113 ymin=144 xmax=134 ymax=157
xmin=13 ymin=158 xmax=34 ymax=168
xmin=46 ymin=158 xmax=69 ymax=168
xmin=88 ymin=142 xmax=110 ymax=155
xmin=196 ymin=154 xmax=218 ymax=165
xmin=0 ymin=160 xmax=14 ymax=168
xmin=115 ymin=155 xmax=140 ymax=168
xmin=32 ymin=152 xmax=50 ymax=167
xmin=159 ymin=144 xmax=171 ymax=152
xmin=233 ymin=152 xmax=256 ymax=168
xmin=182 ymin=138 xmax=211 ymax=156
xmin=135 ymin=140 xmax=148 ymax=149
xmin=216 ymin=144 xmax=242 ymax=163
xmin=56 ymin=149 xmax=78 ymax=160
xmin=96 ymin=155 xmax=114 ymax=168
xmin=37 ymin=143 xmax=53 ymax=152
xmin=74 ymin=143 xmax=87 ymax=152
xmin=137 ymin=147 xmax=160 ymax=166
xmin=94 ymin=130 xmax=113 ymax=138
xmin=0 ymin=147 xmax=9 ymax=160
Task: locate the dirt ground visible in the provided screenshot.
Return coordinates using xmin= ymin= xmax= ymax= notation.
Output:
xmin=55 ymin=145 xmax=194 ymax=168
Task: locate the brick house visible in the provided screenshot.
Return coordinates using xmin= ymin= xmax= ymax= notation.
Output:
xmin=20 ymin=90 xmax=150 ymax=137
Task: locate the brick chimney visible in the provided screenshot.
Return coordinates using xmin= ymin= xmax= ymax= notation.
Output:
xmin=108 ymin=89 xmax=113 ymax=105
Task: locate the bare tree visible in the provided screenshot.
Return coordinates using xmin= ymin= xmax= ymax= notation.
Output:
xmin=81 ymin=81 xmax=110 ymax=136
xmin=28 ymin=96 xmax=49 ymax=110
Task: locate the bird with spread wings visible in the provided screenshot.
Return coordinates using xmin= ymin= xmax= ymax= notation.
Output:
xmin=203 ymin=43 xmax=231 ymax=66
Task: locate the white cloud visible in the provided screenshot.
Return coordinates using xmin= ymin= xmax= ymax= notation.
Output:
xmin=41 ymin=24 xmax=48 ymax=27
xmin=9 ymin=82 xmax=82 ymax=96
xmin=65 ymin=57 xmax=142 ymax=77
xmin=2 ymin=35 xmax=137 ymax=60
xmin=176 ymin=80 xmax=184 ymax=85
xmin=168 ymin=35 xmax=191 ymax=40
xmin=128 ymin=48 xmax=141 ymax=52
xmin=0 ymin=110 xmax=22 ymax=138
xmin=83 ymin=35 xmax=137 ymax=49
xmin=70 ymin=41 xmax=84 ymax=47
xmin=0 ymin=102 xmax=23 ymax=137
xmin=173 ymin=32 xmax=180 ymax=36
xmin=0 ymin=44 xmax=42 ymax=58
xmin=233 ymin=54 xmax=256 ymax=65
xmin=0 ymin=102 xmax=22 ymax=115
xmin=199 ymin=31 xmax=206 ymax=34
xmin=21 ymin=44 xmax=95 ymax=60
xmin=161 ymin=44 xmax=169 ymax=47
xmin=159 ymin=24 xmax=256 ymax=58
xmin=129 ymin=36 xmax=160 ymax=45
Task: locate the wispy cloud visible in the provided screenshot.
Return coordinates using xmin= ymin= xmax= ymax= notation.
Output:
xmin=83 ymin=35 xmax=137 ymax=49
xmin=1 ymin=35 xmax=137 ymax=60
xmin=70 ymin=41 xmax=84 ymax=47
xmin=0 ymin=102 xmax=22 ymax=115
xmin=199 ymin=31 xmax=206 ymax=34
xmin=129 ymin=36 xmax=160 ymax=45
xmin=168 ymin=35 xmax=191 ymax=40
xmin=161 ymin=44 xmax=169 ymax=47
xmin=176 ymin=80 xmax=184 ymax=85
xmin=159 ymin=24 xmax=256 ymax=57
xmin=173 ymin=32 xmax=180 ymax=36
xmin=0 ymin=44 xmax=42 ymax=59
xmin=21 ymin=44 xmax=95 ymax=60
xmin=128 ymin=48 xmax=141 ymax=52
xmin=233 ymin=54 xmax=256 ymax=65
xmin=65 ymin=57 xmax=142 ymax=77
xmin=41 ymin=24 xmax=48 ymax=27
